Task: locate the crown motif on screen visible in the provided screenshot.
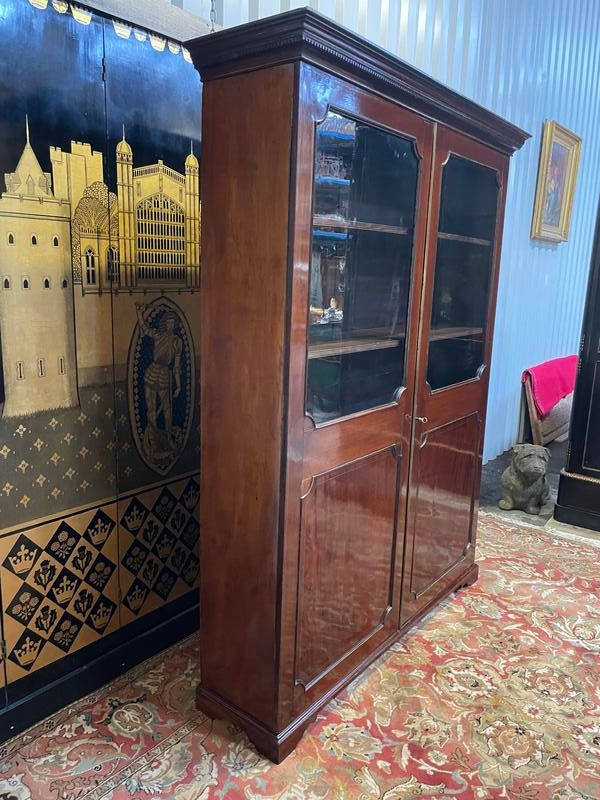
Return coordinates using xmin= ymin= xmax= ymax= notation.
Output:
xmin=88 ymin=517 xmax=112 ymax=546
xmin=53 ymin=575 xmax=78 ymax=605
xmin=154 ymin=537 xmax=173 ymax=561
xmin=127 ymin=585 xmax=146 ymax=612
xmin=182 ymin=486 xmax=199 ymax=511
xmin=14 ymin=636 xmax=42 ymax=667
xmin=8 ymin=543 xmax=38 ymax=575
xmin=124 ymin=506 xmax=144 ymax=531
xmin=90 ymin=602 xmax=112 ymax=630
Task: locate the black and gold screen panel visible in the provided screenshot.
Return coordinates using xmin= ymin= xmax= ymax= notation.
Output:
xmin=0 ymin=0 xmax=202 ymax=697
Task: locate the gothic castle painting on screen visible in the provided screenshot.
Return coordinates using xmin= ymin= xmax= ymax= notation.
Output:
xmin=0 ymin=0 xmax=202 ymax=694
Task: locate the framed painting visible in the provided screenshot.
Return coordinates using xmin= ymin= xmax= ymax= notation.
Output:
xmin=531 ymin=120 xmax=581 ymax=242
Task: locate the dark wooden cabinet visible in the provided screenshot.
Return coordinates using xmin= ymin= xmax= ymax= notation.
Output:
xmin=556 ymin=201 xmax=600 ymax=530
xmin=188 ymin=9 xmax=528 ymax=762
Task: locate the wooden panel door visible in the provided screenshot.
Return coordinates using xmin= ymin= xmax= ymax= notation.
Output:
xmin=295 ymin=446 xmax=400 ymax=693
xmin=283 ymin=65 xmax=433 ymax=715
xmin=401 ymin=127 xmax=509 ymax=626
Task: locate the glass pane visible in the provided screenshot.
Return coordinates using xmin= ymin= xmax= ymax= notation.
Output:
xmin=306 ymin=111 xmax=419 ymax=424
xmin=427 ymin=155 xmax=499 ymax=391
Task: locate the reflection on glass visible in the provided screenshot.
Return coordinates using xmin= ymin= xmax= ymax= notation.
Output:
xmin=306 ymin=111 xmax=419 ymax=424
xmin=426 ymin=155 xmax=499 ymax=391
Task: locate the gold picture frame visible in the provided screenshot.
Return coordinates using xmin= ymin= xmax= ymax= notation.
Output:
xmin=531 ymin=120 xmax=581 ymax=242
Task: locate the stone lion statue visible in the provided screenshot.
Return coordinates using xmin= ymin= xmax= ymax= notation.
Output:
xmin=498 ymin=444 xmax=550 ymax=515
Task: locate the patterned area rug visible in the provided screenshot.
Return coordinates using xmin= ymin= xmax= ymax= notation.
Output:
xmin=1 ymin=514 xmax=599 ymax=800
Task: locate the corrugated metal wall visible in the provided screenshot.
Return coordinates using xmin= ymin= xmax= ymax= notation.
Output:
xmin=179 ymin=0 xmax=600 ymax=462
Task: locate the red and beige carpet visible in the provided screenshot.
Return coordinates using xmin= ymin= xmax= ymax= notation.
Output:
xmin=1 ymin=514 xmax=599 ymax=800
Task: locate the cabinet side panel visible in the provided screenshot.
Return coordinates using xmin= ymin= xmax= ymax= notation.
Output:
xmin=200 ymin=66 xmax=294 ymax=725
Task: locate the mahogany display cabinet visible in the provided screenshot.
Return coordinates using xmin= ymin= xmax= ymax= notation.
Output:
xmin=188 ymin=9 xmax=528 ymax=762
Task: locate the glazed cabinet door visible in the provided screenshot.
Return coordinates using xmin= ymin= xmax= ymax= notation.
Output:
xmin=401 ymin=127 xmax=508 ymax=626
xmin=282 ymin=64 xmax=433 ymax=717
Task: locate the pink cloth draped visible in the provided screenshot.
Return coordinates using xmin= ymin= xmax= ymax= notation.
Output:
xmin=522 ymin=355 xmax=578 ymax=418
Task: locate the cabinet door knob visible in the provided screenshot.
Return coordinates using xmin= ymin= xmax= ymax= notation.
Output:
xmin=416 ymin=416 xmax=428 ymax=423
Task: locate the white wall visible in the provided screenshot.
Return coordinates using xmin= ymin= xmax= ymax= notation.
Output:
xmin=179 ymin=0 xmax=600 ymax=461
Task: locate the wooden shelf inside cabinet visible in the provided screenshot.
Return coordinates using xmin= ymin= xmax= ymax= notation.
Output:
xmin=317 ymin=131 xmax=355 ymax=142
xmin=313 ymin=215 xmax=409 ymax=236
xmin=430 ymin=325 xmax=484 ymax=341
xmin=308 ymin=325 xmax=484 ymax=360
xmin=308 ymin=336 xmax=401 ymax=359
xmin=437 ymin=231 xmax=492 ymax=246
xmin=314 ymin=175 xmax=351 ymax=187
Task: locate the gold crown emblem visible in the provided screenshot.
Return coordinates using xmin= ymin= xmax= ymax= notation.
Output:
xmin=88 ymin=517 xmax=112 ymax=546
xmin=52 ymin=575 xmax=78 ymax=605
xmin=127 ymin=585 xmax=147 ymax=612
xmin=90 ymin=602 xmax=112 ymax=630
xmin=182 ymin=487 xmax=199 ymax=511
xmin=14 ymin=635 xmax=42 ymax=667
xmin=154 ymin=537 xmax=173 ymax=561
xmin=124 ymin=506 xmax=144 ymax=531
xmin=8 ymin=543 xmax=38 ymax=575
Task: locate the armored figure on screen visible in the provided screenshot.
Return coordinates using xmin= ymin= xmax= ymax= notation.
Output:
xmin=135 ymin=303 xmax=183 ymax=463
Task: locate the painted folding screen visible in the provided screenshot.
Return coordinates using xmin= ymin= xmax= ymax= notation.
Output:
xmin=0 ymin=0 xmax=201 ymax=704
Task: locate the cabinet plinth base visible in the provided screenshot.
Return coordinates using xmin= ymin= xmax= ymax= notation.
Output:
xmin=195 ymin=686 xmax=312 ymax=763
xmin=455 ymin=562 xmax=479 ymax=590
xmin=196 ymin=629 xmax=402 ymax=763
xmin=556 ymin=470 xmax=600 ymax=532
xmin=197 ymin=563 xmax=481 ymax=763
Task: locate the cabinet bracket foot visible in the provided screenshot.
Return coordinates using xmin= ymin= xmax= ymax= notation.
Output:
xmin=454 ymin=562 xmax=479 ymax=591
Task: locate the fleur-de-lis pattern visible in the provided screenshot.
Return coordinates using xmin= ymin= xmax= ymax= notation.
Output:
xmin=0 ymin=383 xmax=200 ymax=531
xmin=0 ymin=0 xmax=201 ymax=710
